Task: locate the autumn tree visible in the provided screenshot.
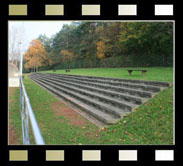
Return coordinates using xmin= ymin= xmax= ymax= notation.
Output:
xmin=60 ymin=50 xmax=74 ymax=62
xmin=24 ymin=39 xmax=47 ymax=72
xmin=96 ymin=41 xmax=105 ymax=59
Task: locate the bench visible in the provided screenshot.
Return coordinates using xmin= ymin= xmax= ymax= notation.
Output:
xmin=65 ymin=69 xmax=70 ymax=72
xmin=127 ymin=70 xmax=147 ymax=76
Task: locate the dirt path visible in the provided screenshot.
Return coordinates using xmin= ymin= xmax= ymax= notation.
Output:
xmin=51 ymin=101 xmax=90 ymax=127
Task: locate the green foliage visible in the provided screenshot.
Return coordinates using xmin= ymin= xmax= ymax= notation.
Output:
xmin=119 ymin=22 xmax=173 ymax=66
xmin=30 ymin=22 xmax=174 ymax=71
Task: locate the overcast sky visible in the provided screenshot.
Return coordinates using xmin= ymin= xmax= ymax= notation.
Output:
xmin=8 ymin=21 xmax=72 ymax=53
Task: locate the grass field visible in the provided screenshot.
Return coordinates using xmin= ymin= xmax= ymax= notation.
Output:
xmin=9 ymin=88 xmax=22 ymax=144
xmin=41 ymin=67 xmax=173 ymax=83
xmin=9 ymin=67 xmax=174 ymax=144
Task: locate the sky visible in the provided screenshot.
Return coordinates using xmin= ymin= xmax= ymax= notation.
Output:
xmin=8 ymin=21 xmax=72 ymax=53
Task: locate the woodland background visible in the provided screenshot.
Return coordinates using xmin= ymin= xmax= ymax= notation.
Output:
xmin=21 ymin=22 xmax=173 ymax=72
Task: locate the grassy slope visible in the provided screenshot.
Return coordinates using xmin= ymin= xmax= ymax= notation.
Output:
xmin=10 ymin=67 xmax=173 ymax=144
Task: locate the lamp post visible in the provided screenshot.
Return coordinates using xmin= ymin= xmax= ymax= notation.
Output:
xmin=18 ymin=42 xmax=23 ymax=78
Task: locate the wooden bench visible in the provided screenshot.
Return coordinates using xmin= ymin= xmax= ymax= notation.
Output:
xmin=127 ymin=70 xmax=147 ymax=76
xmin=65 ymin=69 xmax=70 ymax=72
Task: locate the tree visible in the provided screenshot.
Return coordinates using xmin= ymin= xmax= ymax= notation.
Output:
xmin=119 ymin=22 xmax=173 ymax=66
xmin=38 ymin=34 xmax=53 ymax=67
xmin=60 ymin=50 xmax=74 ymax=62
xmin=29 ymin=22 xmax=173 ymax=70
xmin=96 ymin=41 xmax=105 ymax=59
xmin=24 ymin=39 xmax=47 ymax=72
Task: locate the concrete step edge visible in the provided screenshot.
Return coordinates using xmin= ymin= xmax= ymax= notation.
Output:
xmin=35 ymin=72 xmax=171 ymax=87
xmin=31 ymin=73 xmax=153 ymax=98
xmin=34 ymin=73 xmax=161 ymax=92
xmin=31 ymin=74 xmax=144 ymax=105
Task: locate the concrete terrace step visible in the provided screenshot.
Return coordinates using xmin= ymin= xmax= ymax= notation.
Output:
xmin=31 ymin=75 xmax=135 ymax=112
xmin=29 ymin=73 xmax=170 ymax=126
xmin=38 ymin=73 xmax=171 ymax=87
xmin=32 ymin=73 xmax=153 ymax=98
xmin=30 ymin=77 xmax=120 ymax=125
xmin=30 ymin=74 xmax=137 ymax=111
xmin=34 ymin=73 xmax=161 ymax=92
xmin=31 ymin=74 xmax=144 ymax=104
xmin=30 ymin=76 xmax=130 ymax=118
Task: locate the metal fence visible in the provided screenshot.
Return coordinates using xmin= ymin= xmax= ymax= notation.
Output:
xmin=20 ymin=77 xmax=45 ymax=145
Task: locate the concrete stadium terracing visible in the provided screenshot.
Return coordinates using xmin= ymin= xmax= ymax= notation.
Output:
xmin=29 ymin=73 xmax=171 ymax=127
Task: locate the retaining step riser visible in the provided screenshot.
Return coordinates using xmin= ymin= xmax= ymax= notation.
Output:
xmin=30 ymin=76 xmax=126 ymax=118
xmin=31 ymin=75 xmax=135 ymax=112
xmin=31 ymin=74 xmax=152 ymax=98
xmin=51 ymin=75 xmax=160 ymax=92
xmin=34 ymin=73 xmax=170 ymax=87
xmin=31 ymin=78 xmax=117 ymax=124
xmin=30 ymin=74 xmax=143 ymax=105
xmin=33 ymin=73 xmax=161 ymax=92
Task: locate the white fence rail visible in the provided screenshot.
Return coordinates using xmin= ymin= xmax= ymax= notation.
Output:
xmin=20 ymin=78 xmax=45 ymax=145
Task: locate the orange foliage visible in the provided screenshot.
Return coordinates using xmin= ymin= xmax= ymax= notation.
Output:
xmin=60 ymin=50 xmax=74 ymax=62
xmin=96 ymin=41 xmax=105 ymax=59
xmin=24 ymin=39 xmax=47 ymax=70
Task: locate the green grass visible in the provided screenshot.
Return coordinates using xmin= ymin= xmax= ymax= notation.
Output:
xmin=8 ymin=88 xmax=22 ymax=144
xmin=9 ymin=67 xmax=174 ymax=144
xmin=9 ymin=88 xmax=36 ymax=145
xmin=41 ymin=67 xmax=173 ymax=83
